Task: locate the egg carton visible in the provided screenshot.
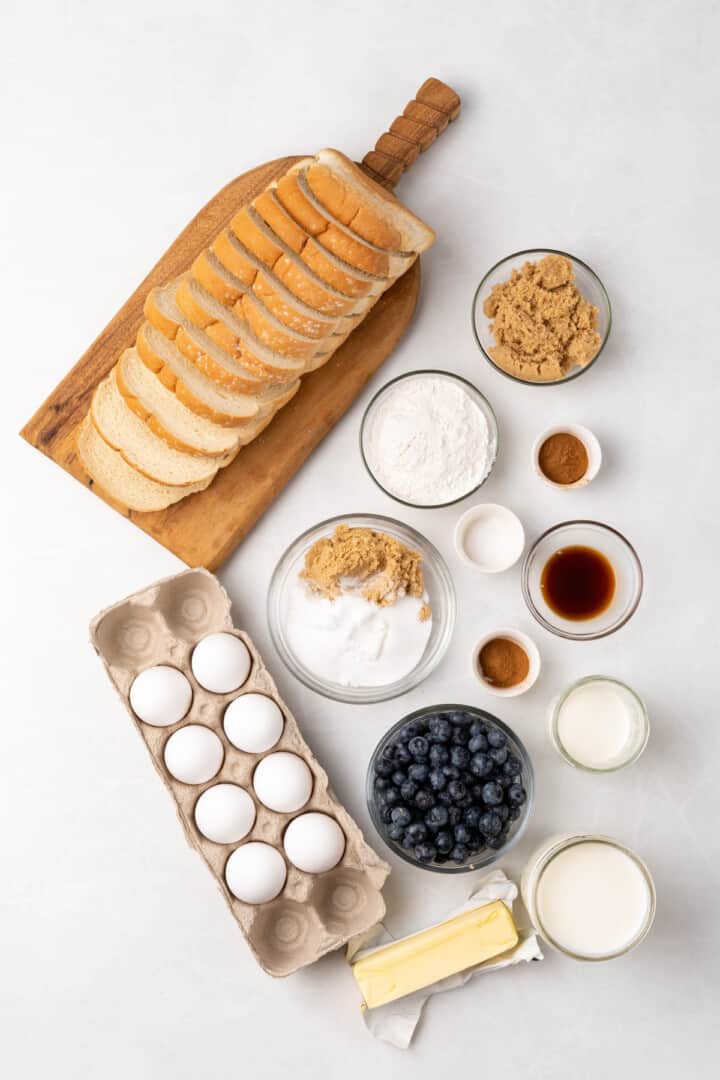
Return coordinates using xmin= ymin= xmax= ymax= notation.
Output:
xmin=90 ymin=568 xmax=390 ymax=976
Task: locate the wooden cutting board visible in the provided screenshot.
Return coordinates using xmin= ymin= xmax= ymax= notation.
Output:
xmin=21 ymin=78 xmax=460 ymax=570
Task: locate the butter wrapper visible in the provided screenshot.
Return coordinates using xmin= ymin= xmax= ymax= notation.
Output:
xmin=346 ymin=869 xmax=542 ymax=1049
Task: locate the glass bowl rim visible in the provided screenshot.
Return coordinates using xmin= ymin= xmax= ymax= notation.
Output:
xmin=528 ymin=834 xmax=656 ymax=960
xmin=550 ymin=675 xmax=650 ymax=772
xmin=359 ymin=368 xmax=499 ymax=508
xmin=266 ymin=512 xmax=456 ymax=705
xmin=471 ymin=248 xmax=612 ymax=387
xmin=365 ymin=703 xmax=535 ymax=873
xmin=521 ymin=519 xmax=644 ymax=640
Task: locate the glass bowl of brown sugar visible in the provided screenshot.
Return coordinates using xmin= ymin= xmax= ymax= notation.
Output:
xmin=472 ymin=249 xmax=612 ymax=386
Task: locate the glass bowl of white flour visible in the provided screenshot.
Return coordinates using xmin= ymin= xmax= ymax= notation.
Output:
xmin=267 ymin=514 xmax=456 ymax=704
xmin=359 ymin=370 xmax=498 ymax=508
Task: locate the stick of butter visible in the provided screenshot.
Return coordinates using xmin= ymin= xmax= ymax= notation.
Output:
xmin=351 ymin=899 xmax=519 ymax=1009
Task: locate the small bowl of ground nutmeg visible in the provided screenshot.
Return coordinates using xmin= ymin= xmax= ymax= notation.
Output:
xmin=533 ymin=425 xmax=602 ymax=489
xmin=472 ymin=629 xmax=541 ymax=698
xmin=472 ymin=250 xmax=611 ymax=385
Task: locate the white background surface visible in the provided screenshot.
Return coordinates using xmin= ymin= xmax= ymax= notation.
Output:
xmin=2 ymin=1 xmax=718 ymax=1075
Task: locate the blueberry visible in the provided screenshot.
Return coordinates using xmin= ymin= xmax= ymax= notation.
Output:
xmin=384 ymin=786 xmax=400 ymax=806
xmin=450 ymin=746 xmax=470 ymax=768
xmin=387 ymin=822 xmax=406 ymax=841
xmin=469 ymin=720 xmax=487 ymax=738
xmin=448 ymin=710 xmax=468 ymax=726
xmin=429 ymin=744 xmax=450 ymax=766
xmin=451 ymin=727 xmax=470 ymax=746
xmin=481 ymin=781 xmax=504 ymax=805
xmin=408 ymin=762 xmax=429 ymax=783
xmin=429 ymin=767 xmax=447 ymax=791
xmin=415 ymin=789 xmax=435 ymax=811
xmin=470 ymin=753 xmax=494 ymax=778
xmin=403 ymin=720 xmax=425 ymax=740
xmin=479 ymin=811 xmax=502 ymax=836
xmin=499 ymin=775 xmax=513 ymax=789
xmin=437 ymin=790 xmax=454 ymax=807
xmin=468 ymin=733 xmax=488 ymax=754
xmin=447 ymin=805 xmax=463 ymax=826
xmin=375 ymin=758 xmax=394 ymax=778
xmin=508 ymin=784 xmax=527 ymax=805
xmin=447 ymin=780 xmax=467 ymax=802
xmin=415 ymin=842 xmax=437 ymax=863
xmin=392 ymin=770 xmax=407 ymax=787
xmin=453 ymin=823 xmax=473 ymax=845
xmin=487 ymin=728 xmax=507 ymax=749
xmin=435 ymin=830 xmax=453 ymax=854
xmin=391 ymin=805 xmax=412 ymax=827
xmin=428 ymin=716 xmax=452 ymax=742
xmin=393 ymin=743 xmax=412 ymax=766
xmin=379 ymin=805 xmax=393 ymax=824
xmin=489 ymin=747 xmax=508 ymax=766
xmin=485 ymin=834 xmax=507 ymax=850
xmin=464 ymin=805 xmax=483 ymax=829
xmin=496 ymin=804 xmax=510 ymax=822
xmin=442 ymin=764 xmax=461 ymax=781
xmin=508 ymin=805 xmax=522 ymax=821
xmin=503 ymin=754 xmax=522 ymax=776
xmin=374 ymin=776 xmax=391 ymax=792
xmin=400 ymin=780 xmax=419 ymax=802
xmin=408 ymin=736 xmax=429 ymax=759
xmin=425 ymin=805 xmax=449 ymax=830
xmin=405 ymin=822 xmax=427 ymax=844
xmin=450 ymin=844 xmax=469 ymax=863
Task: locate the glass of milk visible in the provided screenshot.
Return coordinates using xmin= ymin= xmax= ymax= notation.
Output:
xmin=550 ymin=676 xmax=649 ymax=772
xmin=521 ymin=834 xmax=656 ymax=961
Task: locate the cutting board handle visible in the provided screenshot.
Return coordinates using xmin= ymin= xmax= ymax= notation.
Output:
xmin=361 ymin=77 xmax=461 ymax=189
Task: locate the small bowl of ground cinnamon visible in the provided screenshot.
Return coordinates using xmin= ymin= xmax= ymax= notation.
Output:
xmin=533 ymin=425 xmax=602 ymax=489
xmin=472 ymin=629 xmax=541 ymax=698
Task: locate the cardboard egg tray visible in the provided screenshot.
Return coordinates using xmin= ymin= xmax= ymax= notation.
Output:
xmin=90 ymin=568 xmax=390 ymax=976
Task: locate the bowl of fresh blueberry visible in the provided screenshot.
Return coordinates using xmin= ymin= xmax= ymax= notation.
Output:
xmin=366 ymin=705 xmax=533 ymax=872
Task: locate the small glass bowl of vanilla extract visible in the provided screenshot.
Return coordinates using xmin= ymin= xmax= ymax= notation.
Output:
xmin=522 ymin=521 xmax=643 ymax=640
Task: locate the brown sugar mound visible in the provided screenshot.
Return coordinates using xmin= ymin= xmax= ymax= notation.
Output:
xmin=483 ymin=255 xmax=601 ymax=382
xmin=301 ymin=524 xmax=429 ymax=617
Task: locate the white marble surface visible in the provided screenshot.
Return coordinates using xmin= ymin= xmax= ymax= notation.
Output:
xmin=2 ymin=1 xmax=718 ymax=1075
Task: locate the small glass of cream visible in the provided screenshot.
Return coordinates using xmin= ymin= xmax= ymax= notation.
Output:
xmin=521 ymin=833 xmax=656 ymax=961
xmin=550 ymin=676 xmax=649 ymax=772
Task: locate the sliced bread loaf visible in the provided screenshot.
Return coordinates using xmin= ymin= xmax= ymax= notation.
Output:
xmin=77 ymin=415 xmax=211 ymax=512
xmin=91 ymin=370 xmax=221 ymax=485
xmin=137 ymin=321 xmax=298 ymax=426
xmin=116 ymin=347 xmax=248 ymax=457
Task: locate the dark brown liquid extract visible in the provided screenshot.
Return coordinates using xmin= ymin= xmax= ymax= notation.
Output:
xmin=541 ymin=545 xmax=616 ymax=620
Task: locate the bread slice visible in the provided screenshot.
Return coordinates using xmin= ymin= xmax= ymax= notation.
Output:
xmin=304 ymin=150 xmax=435 ymax=255
xmin=91 ymin=370 xmax=221 ymax=485
xmin=116 ymin=347 xmax=248 ymax=457
xmin=145 ymin=282 xmax=281 ymax=394
xmin=77 ymin=415 xmax=211 ymax=512
xmin=136 ymin=321 xmax=298 ymax=427
xmin=175 ymin=276 xmax=325 ymax=377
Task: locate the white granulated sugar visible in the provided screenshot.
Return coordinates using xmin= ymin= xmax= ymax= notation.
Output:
xmin=364 ymin=375 xmax=494 ymax=505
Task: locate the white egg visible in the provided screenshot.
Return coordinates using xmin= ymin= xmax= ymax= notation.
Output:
xmin=224 ymin=694 xmax=284 ymax=754
xmin=253 ymin=752 xmax=313 ymax=813
xmin=129 ymin=665 xmax=192 ymax=727
xmin=191 ymin=632 xmax=252 ymax=694
xmin=164 ymin=724 xmax=224 ymax=785
xmin=194 ymin=784 xmax=256 ymax=844
xmin=283 ymin=813 xmax=346 ymax=874
xmin=225 ymin=842 xmax=287 ymax=904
